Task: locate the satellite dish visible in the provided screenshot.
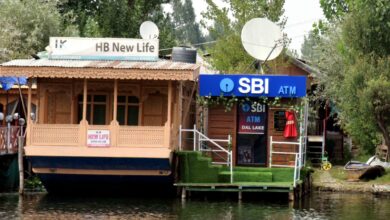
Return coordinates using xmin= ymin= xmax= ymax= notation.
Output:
xmin=140 ymin=21 xmax=159 ymax=39
xmin=241 ymin=18 xmax=283 ymax=61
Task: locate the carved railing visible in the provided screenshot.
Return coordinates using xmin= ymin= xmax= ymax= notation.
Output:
xmin=28 ymin=123 xmax=167 ymax=148
xmin=0 ymin=126 xmax=20 ymax=154
xmin=30 ymin=124 xmax=80 ymax=146
xmin=118 ymin=126 xmax=165 ymax=147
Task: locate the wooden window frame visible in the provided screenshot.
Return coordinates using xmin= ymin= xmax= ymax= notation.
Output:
xmin=117 ymin=95 xmax=140 ymax=126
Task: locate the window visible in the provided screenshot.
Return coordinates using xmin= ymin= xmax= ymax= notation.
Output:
xmin=117 ymin=95 xmax=139 ymax=125
xmin=274 ymin=110 xmax=286 ymax=131
xmin=78 ymin=94 xmax=107 ymax=125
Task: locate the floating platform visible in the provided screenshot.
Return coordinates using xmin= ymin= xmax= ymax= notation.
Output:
xmin=176 ymin=151 xmax=304 ymax=200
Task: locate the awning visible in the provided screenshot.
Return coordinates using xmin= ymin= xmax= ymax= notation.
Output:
xmin=0 ymin=77 xmax=27 ymax=91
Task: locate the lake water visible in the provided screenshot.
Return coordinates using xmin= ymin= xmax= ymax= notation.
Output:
xmin=0 ymin=192 xmax=389 ymax=219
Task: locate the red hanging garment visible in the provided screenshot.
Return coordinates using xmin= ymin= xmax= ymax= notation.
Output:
xmin=284 ymin=110 xmax=298 ymax=138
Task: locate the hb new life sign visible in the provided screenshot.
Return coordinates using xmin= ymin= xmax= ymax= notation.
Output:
xmin=49 ymin=37 xmax=159 ymax=61
xmin=199 ymin=74 xmax=307 ymax=98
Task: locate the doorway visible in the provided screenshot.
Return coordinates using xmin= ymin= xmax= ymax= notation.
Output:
xmin=236 ymin=101 xmax=268 ymax=166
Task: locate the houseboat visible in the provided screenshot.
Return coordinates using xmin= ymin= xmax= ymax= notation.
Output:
xmin=0 ymin=37 xmax=199 ymax=193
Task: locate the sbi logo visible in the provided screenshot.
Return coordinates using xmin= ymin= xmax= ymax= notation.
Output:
xmin=219 ymin=78 xmax=234 ymax=93
xmin=219 ymin=77 xmax=269 ymax=94
xmin=241 ymin=103 xmax=251 ymax=112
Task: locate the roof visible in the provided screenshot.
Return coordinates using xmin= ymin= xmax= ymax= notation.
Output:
xmin=289 ymin=56 xmax=319 ymax=76
xmin=0 ymin=59 xmax=200 ymax=81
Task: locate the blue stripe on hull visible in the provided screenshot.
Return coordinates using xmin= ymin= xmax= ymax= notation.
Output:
xmin=28 ymin=156 xmax=171 ymax=170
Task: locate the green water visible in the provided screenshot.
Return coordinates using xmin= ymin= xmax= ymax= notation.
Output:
xmin=0 ymin=192 xmax=389 ymax=219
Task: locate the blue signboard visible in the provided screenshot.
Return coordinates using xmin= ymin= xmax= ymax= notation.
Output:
xmin=199 ymin=74 xmax=306 ymax=97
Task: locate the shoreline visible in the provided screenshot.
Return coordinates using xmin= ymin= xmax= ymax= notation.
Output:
xmin=312 ymin=168 xmax=390 ymax=195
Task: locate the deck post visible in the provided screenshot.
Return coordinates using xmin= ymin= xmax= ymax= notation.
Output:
xmin=269 ymin=136 xmax=273 ymax=167
xmin=82 ymin=78 xmax=87 ymax=122
xmin=79 ymin=78 xmax=88 ymax=146
xmin=288 ymin=191 xmax=294 ymax=201
xmin=193 ymin=124 xmax=196 ymax=151
xmin=238 ymin=191 xmax=242 ymax=200
xmin=18 ymin=136 xmax=24 ymax=194
xmin=110 ymin=79 xmax=119 ymax=147
xmin=181 ymin=187 xmax=186 ymax=200
xmin=113 ymin=79 xmax=118 ymax=122
xmin=26 ymin=80 xmax=32 ymax=146
xmin=164 ymin=81 xmax=173 ymax=147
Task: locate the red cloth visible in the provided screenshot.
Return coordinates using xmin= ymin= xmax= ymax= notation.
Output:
xmin=284 ymin=110 xmax=297 ymax=138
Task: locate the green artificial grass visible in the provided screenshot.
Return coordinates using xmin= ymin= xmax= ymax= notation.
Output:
xmin=177 ymin=151 xmax=297 ymax=184
xmin=218 ymin=171 xmax=273 ymax=183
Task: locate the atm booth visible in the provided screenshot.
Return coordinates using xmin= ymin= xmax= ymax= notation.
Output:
xmin=199 ymin=74 xmax=308 ymax=167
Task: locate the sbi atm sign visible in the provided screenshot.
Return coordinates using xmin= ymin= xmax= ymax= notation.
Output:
xmin=199 ymin=74 xmax=306 ymax=97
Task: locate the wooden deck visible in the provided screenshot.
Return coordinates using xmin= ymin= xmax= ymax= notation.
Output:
xmin=175 ymin=181 xmax=301 ymax=192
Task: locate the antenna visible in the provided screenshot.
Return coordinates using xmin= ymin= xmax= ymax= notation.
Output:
xmin=241 ymin=18 xmax=284 ymax=73
xmin=140 ymin=21 xmax=159 ymax=40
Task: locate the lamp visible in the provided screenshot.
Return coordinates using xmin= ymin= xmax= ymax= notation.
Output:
xmin=30 ymin=112 xmax=36 ymax=122
xmin=13 ymin=113 xmax=19 ymax=121
xmin=6 ymin=115 xmax=13 ymax=123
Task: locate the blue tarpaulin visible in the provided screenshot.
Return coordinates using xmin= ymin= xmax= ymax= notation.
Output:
xmin=0 ymin=77 xmax=27 ymax=91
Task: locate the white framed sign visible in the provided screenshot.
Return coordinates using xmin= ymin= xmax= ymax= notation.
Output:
xmin=87 ymin=130 xmax=110 ymax=147
xmin=49 ymin=37 xmax=159 ymax=61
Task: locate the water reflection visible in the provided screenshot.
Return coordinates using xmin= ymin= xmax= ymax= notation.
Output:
xmin=0 ymin=192 xmax=389 ymax=219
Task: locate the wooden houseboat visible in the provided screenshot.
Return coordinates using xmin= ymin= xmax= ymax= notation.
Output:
xmin=0 ymin=37 xmax=199 ymax=192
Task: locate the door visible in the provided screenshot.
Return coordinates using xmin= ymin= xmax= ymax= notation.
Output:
xmin=236 ymin=101 xmax=267 ymax=166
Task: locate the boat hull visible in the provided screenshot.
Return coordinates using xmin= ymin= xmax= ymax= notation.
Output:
xmin=28 ymin=156 xmax=174 ymax=194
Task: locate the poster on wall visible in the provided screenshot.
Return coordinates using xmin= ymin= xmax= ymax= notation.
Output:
xmin=238 ymin=102 xmax=267 ymax=134
xmin=87 ymin=130 xmax=110 ymax=147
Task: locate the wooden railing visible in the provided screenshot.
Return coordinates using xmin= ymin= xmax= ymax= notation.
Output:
xmin=118 ymin=126 xmax=165 ymax=147
xmin=30 ymin=124 xmax=80 ymax=146
xmin=0 ymin=126 xmax=20 ymax=154
xmin=28 ymin=123 xmax=167 ymax=148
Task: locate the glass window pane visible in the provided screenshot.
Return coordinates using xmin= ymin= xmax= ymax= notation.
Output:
xmin=128 ymin=96 xmax=139 ymax=104
xmin=118 ymin=96 xmax=126 ymax=103
xmin=93 ymin=104 xmax=105 ymax=125
xmin=87 ymin=104 xmax=91 ymax=122
xmin=117 ymin=105 xmax=125 ymax=125
xmin=77 ymin=95 xmax=91 ymax=102
xmin=94 ymin=95 xmax=106 ymax=102
xmin=127 ymin=106 xmax=139 ymax=125
xmin=274 ymin=111 xmax=286 ymax=131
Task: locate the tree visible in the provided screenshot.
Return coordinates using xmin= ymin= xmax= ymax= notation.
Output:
xmin=319 ymin=0 xmax=350 ymax=21
xmin=201 ymin=0 xmax=286 ymax=73
xmin=58 ymin=0 xmax=175 ymax=55
xmin=308 ymin=0 xmax=390 ymax=157
xmin=0 ymin=0 xmax=64 ymax=61
xmin=171 ymin=0 xmax=204 ymax=45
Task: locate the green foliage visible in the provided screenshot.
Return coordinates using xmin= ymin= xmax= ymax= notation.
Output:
xmin=305 ymin=0 xmax=390 ymax=155
xmin=25 ymin=176 xmax=44 ymax=191
xmin=171 ymin=0 xmax=204 ymax=45
xmin=201 ymin=0 xmax=286 ymax=73
xmin=0 ymin=0 xmax=63 ymax=61
xmin=342 ymin=0 xmax=390 ymax=57
xmin=197 ymin=95 xmax=281 ymax=112
xmin=320 ymin=0 xmax=350 ymax=21
xmin=58 ymin=0 xmax=175 ymax=55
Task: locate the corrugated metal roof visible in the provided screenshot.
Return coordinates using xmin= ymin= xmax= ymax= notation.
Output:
xmin=1 ymin=59 xmax=200 ymax=70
